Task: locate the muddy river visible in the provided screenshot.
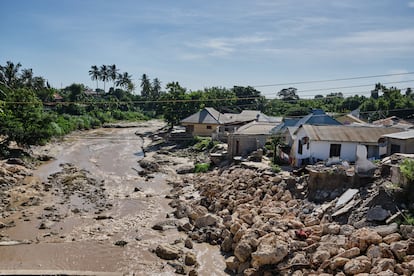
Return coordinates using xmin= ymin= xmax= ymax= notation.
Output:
xmin=0 ymin=122 xmax=225 ymax=275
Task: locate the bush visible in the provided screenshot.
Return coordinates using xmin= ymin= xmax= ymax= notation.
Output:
xmin=194 ymin=163 xmax=210 ymax=173
xmin=271 ymin=164 xmax=281 ymax=173
xmin=192 ymin=136 xmax=217 ymax=152
xmin=400 ymin=159 xmax=414 ymax=182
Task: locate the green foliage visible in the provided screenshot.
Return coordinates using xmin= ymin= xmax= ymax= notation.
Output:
xmin=192 ymin=136 xmax=217 ymax=152
xmin=271 ymin=164 xmax=281 ymax=173
xmin=194 ymin=163 xmax=211 ymax=173
xmin=400 ymin=159 xmax=414 ymax=182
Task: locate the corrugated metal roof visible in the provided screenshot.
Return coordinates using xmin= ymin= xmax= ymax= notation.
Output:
xmin=234 ymin=121 xmax=276 ymax=135
xmin=300 ymin=125 xmax=402 ymax=143
xmin=180 ymin=107 xmax=229 ymax=124
xmin=382 ymin=130 xmax=414 ymax=139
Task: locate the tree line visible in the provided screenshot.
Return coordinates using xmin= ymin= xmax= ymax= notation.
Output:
xmin=1 ymin=60 xmax=414 ymax=149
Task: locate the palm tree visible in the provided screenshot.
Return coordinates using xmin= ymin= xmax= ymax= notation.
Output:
xmin=88 ymin=65 xmax=100 ymax=90
xmin=108 ymin=64 xmax=118 ymax=89
xmin=99 ymin=65 xmax=109 ymax=92
xmin=0 ymin=61 xmax=22 ymax=87
xmin=116 ymin=72 xmax=133 ymax=90
xmin=20 ymin=68 xmax=34 ymax=88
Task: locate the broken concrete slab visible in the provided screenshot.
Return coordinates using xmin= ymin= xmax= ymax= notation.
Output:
xmin=335 ymin=189 xmax=359 ymax=209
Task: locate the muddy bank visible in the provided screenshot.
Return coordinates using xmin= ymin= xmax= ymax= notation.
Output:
xmin=0 ymin=120 xmax=225 ymax=275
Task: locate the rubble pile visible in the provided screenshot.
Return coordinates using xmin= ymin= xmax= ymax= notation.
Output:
xmin=167 ymin=165 xmax=414 ymax=275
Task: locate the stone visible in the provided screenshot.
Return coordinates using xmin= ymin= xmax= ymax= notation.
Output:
xmin=221 ymin=236 xmax=233 ymax=252
xmin=349 ymin=228 xmax=382 ymax=251
xmin=251 ymin=233 xmax=289 ymax=268
xmin=343 ymin=256 xmax=372 ymax=275
xmin=339 ymin=224 xmax=355 ymax=236
xmin=176 ymin=164 xmax=195 ymax=174
xmin=335 ymin=247 xmax=360 ymax=259
xmin=370 ymin=258 xmax=396 ymax=273
xmin=373 ymin=223 xmax=398 ymax=237
xmin=155 ymin=243 xmax=181 ymax=260
xmin=194 ymin=214 xmax=220 ymax=228
xmin=400 ymin=224 xmax=414 ymax=239
xmin=187 ymin=205 xmax=208 ymax=221
xmin=185 ymin=252 xmax=197 ymax=266
xmin=184 ymin=238 xmax=193 ymax=249
xmin=290 ymin=252 xmax=307 ymax=265
xmin=402 ymin=259 xmax=414 ymax=272
xmin=304 ymin=216 xmax=320 ymax=227
xmin=330 ymin=257 xmax=349 ymax=270
xmin=152 ymin=220 xmax=179 ymax=231
xmin=234 ymin=240 xmax=252 ymax=263
xmin=188 ymin=269 xmax=198 ymax=276
xmin=390 ymin=240 xmax=408 ymax=261
xmin=322 ymin=223 xmax=340 ymax=235
xmin=383 ymin=233 xmax=401 ymax=244
xmin=225 ymin=256 xmax=240 ymax=273
xmin=312 ymin=250 xmax=330 ymax=265
xmin=366 ymin=206 xmax=390 ymax=222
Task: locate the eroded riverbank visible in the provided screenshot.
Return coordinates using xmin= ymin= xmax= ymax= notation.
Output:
xmin=0 ymin=120 xmax=225 ymax=275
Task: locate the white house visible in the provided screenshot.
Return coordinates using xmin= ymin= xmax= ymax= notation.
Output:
xmin=291 ymin=125 xmax=402 ymax=167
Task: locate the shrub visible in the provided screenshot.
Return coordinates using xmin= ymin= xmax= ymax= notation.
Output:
xmin=271 ymin=164 xmax=281 ymax=173
xmin=400 ymin=159 xmax=414 ymax=182
xmin=194 ymin=163 xmax=210 ymax=173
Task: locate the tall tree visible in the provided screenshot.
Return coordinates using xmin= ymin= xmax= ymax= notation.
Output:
xmin=277 ymin=87 xmax=299 ymax=102
xmin=20 ymin=68 xmax=33 ymax=88
xmin=108 ymin=64 xmax=118 ymax=89
xmin=99 ymin=65 xmax=109 ymax=92
xmin=140 ymin=74 xmax=151 ymax=98
xmin=161 ymin=82 xmax=190 ymax=127
xmin=151 ymin=78 xmax=162 ymax=100
xmin=0 ymin=61 xmax=22 ymax=87
xmin=115 ymin=72 xmax=133 ymax=90
xmin=88 ymin=65 xmax=100 ymax=90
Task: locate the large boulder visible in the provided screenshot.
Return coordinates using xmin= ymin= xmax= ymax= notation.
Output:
xmin=155 ymin=243 xmax=181 ymax=260
xmin=251 ymin=233 xmax=289 ymax=268
xmin=194 ymin=214 xmax=220 ymax=228
xmin=349 ymin=228 xmax=382 ymax=251
xmin=234 ymin=240 xmax=252 ymax=263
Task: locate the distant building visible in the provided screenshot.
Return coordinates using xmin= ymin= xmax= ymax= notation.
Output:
xmin=382 ymin=130 xmax=414 ymax=155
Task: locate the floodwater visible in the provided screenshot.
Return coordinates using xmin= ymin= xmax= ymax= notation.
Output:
xmin=0 ymin=123 xmax=226 ymax=275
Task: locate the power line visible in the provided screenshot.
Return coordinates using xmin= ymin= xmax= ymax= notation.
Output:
xmin=251 ymin=72 xmax=414 ymax=88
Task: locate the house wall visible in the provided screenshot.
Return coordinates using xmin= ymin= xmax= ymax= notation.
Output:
xmin=292 ymin=127 xmax=382 ymax=166
xmin=182 ymin=123 xmax=219 ymax=136
xmin=387 ymin=138 xmax=414 ymax=154
xmin=228 ymin=134 xmax=271 ymax=159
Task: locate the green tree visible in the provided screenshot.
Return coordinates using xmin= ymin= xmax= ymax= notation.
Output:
xmin=116 ymin=72 xmax=133 ymax=90
xmin=232 ymin=86 xmax=263 ymax=111
xmin=89 ymin=65 xmax=100 ymax=90
xmin=108 ymin=64 xmax=118 ymax=89
xmin=277 ymin=87 xmax=299 ymax=102
xmin=99 ymin=65 xmax=109 ymax=92
xmin=20 ymin=68 xmax=33 ymax=88
xmin=151 ymin=78 xmax=162 ymax=100
xmin=161 ymin=82 xmax=192 ymax=127
xmin=0 ymin=61 xmax=22 ymax=87
xmin=140 ymin=74 xmax=151 ymax=98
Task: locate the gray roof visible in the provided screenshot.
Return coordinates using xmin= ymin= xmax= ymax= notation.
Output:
xmin=382 ymin=130 xmax=414 ymax=140
xmin=234 ymin=121 xmax=277 ymax=135
xmin=295 ymin=109 xmax=341 ymax=126
xmin=180 ymin=107 xmax=228 ymax=124
xmin=224 ymin=110 xmax=282 ymax=124
xmin=298 ymin=125 xmax=402 ymax=143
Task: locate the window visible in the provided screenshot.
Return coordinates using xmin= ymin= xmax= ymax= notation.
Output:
xmin=390 ymin=144 xmax=400 ymax=154
xmin=329 ymin=144 xmax=341 ymax=157
xmin=206 ymin=125 xmax=212 ymax=129
xmin=298 ymin=139 xmax=303 ymax=154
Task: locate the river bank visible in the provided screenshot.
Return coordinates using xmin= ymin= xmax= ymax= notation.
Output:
xmin=0 ymin=120 xmax=225 ymax=275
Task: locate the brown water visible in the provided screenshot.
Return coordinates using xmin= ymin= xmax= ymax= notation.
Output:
xmin=0 ymin=124 xmax=226 ymax=275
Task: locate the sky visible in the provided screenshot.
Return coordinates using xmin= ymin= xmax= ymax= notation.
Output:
xmin=1 ymin=0 xmax=414 ymax=98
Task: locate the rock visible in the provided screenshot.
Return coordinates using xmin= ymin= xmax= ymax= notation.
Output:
xmin=221 ymin=236 xmax=233 ymax=252
xmin=188 ymin=269 xmax=198 ymax=276
xmin=138 ymin=159 xmax=159 ymax=172
xmin=234 ymin=240 xmax=252 ymax=263
xmin=335 ymin=247 xmax=361 ymax=259
xmin=251 ymin=233 xmax=289 ymax=268
xmin=383 ymin=233 xmax=401 ymax=244
xmin=194 ymin=214 xmax=220 ymax=228
xmin=400 ymin=224 xmax=414 ymax=239
xmin=349 ymin=228 xmax=382 ymax=251
xmin=322 ymin=223 xmax=340 ymax=235
xmin=155 ymin=243 xmax=181 ymax=260
xmin=343 ymin=256 xmax=372 ymax=275
xmin=304 ymin=216 xmax=320 ymax=227
xmin=176 ymin=165 xmax=195 ymax=174
xmin=152 ymin=220 xmax=179 ymax=231
xmin=225 ymin=256 xmax=240 ymax=273
xmin=184 ymin=238 xmax=193 ymax=249
xmin=114 ymin=240 xmax=128 ymax=247
xmin=390 ymin=240 xmax=408 ymax=261
xmin=312 ymin=250 xmax=330 ymax=265
xmin=187 ymin=205 xmax=208 ymax=221
xmin=330 ymin=257 xmax=349 ymax=270
xmin=185 ymin=252 xmax=197 ymax=266
xmin=340 ymin=224 xmax=355 ymax=236
xmin=366 ymin=206 xmax=390 ymax=222
xmin=371 ymin=258 xmax=396 ymax=274
xmin=374 ymin=223 xmax=399 ymax=237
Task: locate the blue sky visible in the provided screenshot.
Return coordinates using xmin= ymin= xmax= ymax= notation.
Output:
xmin=1 ymin=0 xmax=414 ymax=98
